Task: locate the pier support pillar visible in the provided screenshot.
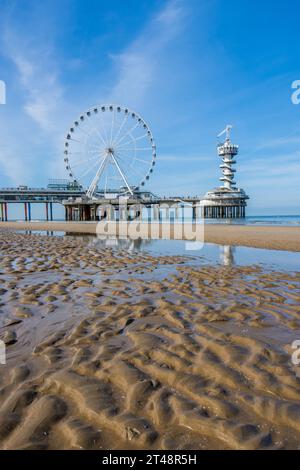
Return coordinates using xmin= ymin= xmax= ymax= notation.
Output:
xmin=146 ymin=207 xmax=151 ymax=222
xmin=4 ymin=203 xmax=8 ymax=221
xmin=94 ymin=205 xmax=98 ymax=221
xmin=181 ymin=205 xmax=185 ymax=223
xmin=108 ymin=206 xmax=115 ymax=221
xmin=50 ymin=202 xmax=53 ymax=221
xmin=134 ymin=208 xmax=142 ymax=220
xmin=123 ymin=206 xmax=128 ymax=221
xmin=45 ymin=203 xmax=49 ymax=221
xmin=90 ymin=205 xmax=96 ymax=221
xmin=83 ymin=205 xmax=91 ymax=221
xmin=192 ymin=205 xmax=197 ymax=221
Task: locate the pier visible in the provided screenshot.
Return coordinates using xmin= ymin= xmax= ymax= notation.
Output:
xmin=62 ymin=125 xmax=249 ymax=222
xmin=0 ymin=125 xmax=249 ymax=222
xmin=63 ymin=193 xmax=202 ymax=222
xmin=0 ymin=180 xmax=84 ymax=221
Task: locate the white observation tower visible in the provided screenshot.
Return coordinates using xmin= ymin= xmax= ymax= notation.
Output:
xmin=200 ymin=125 xmax=249 ymax=219
xmin=218 ymin=125 xmax=238 ymax=189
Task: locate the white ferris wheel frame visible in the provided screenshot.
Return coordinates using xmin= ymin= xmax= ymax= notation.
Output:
xmin=63 ymin=104 xmax=157 ymax=198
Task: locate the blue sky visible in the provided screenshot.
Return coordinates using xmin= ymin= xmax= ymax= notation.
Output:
xmin=0 ymin=0 xmax=300 ymax=214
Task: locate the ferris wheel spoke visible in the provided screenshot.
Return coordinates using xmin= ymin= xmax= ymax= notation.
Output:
xmin=65 ymin=150 xmax=102 ymax=156
xmin=110 ymin=153 xmax=133 ymax=194
xmin=85 ymin=114 xmax=107 ymax=147
xmin=131 ymin=157 xmax=152 ymax=164
xmin=115 ymin=152 xmax=146 ymax=180
xmin=98 ymin=111 xmax=111 ymax=145
xmin=84 ymin=144 xmax=106 ymax=153
xmin=77 ymin=155 xmax=106 ymax=180
xmin=115 ymin=139 xmax=135 ymax=149
xmin=74 ymin=124 xmax=95 ymax=139
xmin=71 ymin=154 xmax=100 ymax=168
xmin=116 ymin=133 xmax=149 ymax=149
xmin=116 ymin=146 xmax=152 ymax=152
xmin=109 ymin=108 xmax=115 ymax=146
xmin=79 ymin=160 xmax=103 ymax=179
xmin=133 ymin=132 xmax=149 ymax=141
xmin=67 ymin=137 xmax=85 ymax=144
xmin=87 ymin=155 xmax=110 ymax=198
xmin=111 ymin=112 xmax=129 ymax=146
xmin=114 ymin=141 xmax=135 ymax=152
xmin=114 ymin=120 xmax=140 ymax=147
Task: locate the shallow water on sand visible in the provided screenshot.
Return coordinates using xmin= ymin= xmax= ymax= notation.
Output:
xmin=18 ymin=230 xmax=300 ymax=272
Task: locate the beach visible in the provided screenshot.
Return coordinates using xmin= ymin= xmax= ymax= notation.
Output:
xmin=0 ymin=221 xmax=300 ymax=252
xmin=0 ymin=229 xmax=300 ymax=450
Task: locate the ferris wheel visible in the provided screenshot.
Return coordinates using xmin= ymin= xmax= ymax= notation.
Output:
xmin=64 ymin=104 xmax=157 ymax=198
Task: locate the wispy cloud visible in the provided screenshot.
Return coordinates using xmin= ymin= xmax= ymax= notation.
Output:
xmin=255 ymin=135 xmax=300 ymax=150
xmin=159 ymin=153 xmax=209 ymax=162
xmin=0 ymin=0 xmax=77 ymax=184
xmin=3 ymin=31 xmax=64 ymax=133
xmin=107 ymin=0 xmax=187 ymax=105
xmin=0 ymin=146 xmax=31 ymax=185
xmin=0 ymin=0 xmax=188 ymax=185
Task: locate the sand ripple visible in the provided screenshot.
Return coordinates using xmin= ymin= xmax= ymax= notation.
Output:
xmin=0 ymin=230 xmax=300 ymax=449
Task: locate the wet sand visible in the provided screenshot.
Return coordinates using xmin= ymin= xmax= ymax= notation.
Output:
xmin=0 ymin=230 xmax=300 ymax=450
xmin=1 ymin=221 xmax=300 ymax=252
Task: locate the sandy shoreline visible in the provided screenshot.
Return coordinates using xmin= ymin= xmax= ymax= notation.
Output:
xmin=1 ymin=220 xmax=300 ymax=252
xmin=0 ymin=230 xmax=300 ymax=450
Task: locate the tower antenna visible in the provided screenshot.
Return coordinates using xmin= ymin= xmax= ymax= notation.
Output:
xmin=217 ymin=124 xmax=233 ymax=142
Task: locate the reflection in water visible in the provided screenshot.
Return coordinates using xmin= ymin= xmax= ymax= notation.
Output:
xmin=219 ymin=245 xmax=235 ymax=266
xmin=91 ymin=236 xmax=147 ymax=252
xmin=66 ymin=233 xmax=152 ymax=253
xmin=17 ymin=230 xmax=300 ymax=272
xmin=68 ymin=233 xmax=238 ymax=266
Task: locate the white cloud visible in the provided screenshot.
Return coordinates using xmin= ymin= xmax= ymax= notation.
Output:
xmin=0 ymin=151 xmax=30 ymax=185
xmin=4 ymin=39 xmax=64 ymax=133
xmin=107 ymin=0 xmax=186 ymax=106
xmin=158 ymin=153 xmax=212 ymax=162
xmin=255 ymin=135 xmax=300 ymax=150
xmin=0 ymin=14 xmax=73 ymax=184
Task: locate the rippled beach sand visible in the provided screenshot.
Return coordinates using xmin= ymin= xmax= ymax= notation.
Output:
xmin=0 ymin=230 xmax=300 ymax=450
